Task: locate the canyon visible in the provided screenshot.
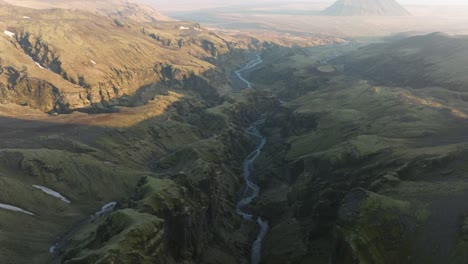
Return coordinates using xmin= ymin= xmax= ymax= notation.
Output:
xmin=2 ymin=1 xmax=468 ymax=264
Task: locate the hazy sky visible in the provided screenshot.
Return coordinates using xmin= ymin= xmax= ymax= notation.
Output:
xmin=401 ymin=0 xmax=468 ymax=4
xmin=293 ymin=0 xmax=468 ymax=5
xmin=149 ymin=0 xmax=468 ymax=6
xmin=327 ymin=0 xmax=468 ymax=4
xmin=147 ymin=0 xmax=468 ymax=13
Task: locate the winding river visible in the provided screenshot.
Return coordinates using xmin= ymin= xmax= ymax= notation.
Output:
xmin=235 ymin=55 xmax=269 ymax=264
xmin=235 ymin=54 xmax=263 ymax=89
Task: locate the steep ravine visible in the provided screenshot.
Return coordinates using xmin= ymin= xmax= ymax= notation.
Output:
xmin=47 ymin=74 xmax=281 ymax=264
xmin=236 ymin=121 xmax=269 ymax=264
xmin=234 ymin=54 xmax=270 ymax=264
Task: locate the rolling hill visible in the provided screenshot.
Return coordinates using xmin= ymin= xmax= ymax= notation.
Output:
xmin=334 ymin=33 xmax=468 ymax=91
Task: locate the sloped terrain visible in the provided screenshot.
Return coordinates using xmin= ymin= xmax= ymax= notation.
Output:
xmin=245 ymin=35 xmax=468 ymax=263
xmin=0 ymin=85 xmax=281 ymax=264
xmin=0 ymin=4 xmax=254 ymax=114
xmin=334 ymin=33 xmax=468 ymax=91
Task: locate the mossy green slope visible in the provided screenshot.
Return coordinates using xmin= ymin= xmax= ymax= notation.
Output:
xmin=248 ymin=38 xmax=468 ymax=263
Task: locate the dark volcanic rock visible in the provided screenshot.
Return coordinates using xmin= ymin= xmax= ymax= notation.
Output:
xmin=337 ymin=188 xmax=369 ymax=222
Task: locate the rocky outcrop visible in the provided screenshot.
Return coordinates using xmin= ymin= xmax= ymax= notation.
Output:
xmin=61 ymin=209 xmax=169 ymax=263
xmin=3 ymin=33 xmax=230 ymax=113
xmin=332 ymin=189 xmax=420 ymax=264
xmin=16 ymin=33 xmax=64 ymax=76
xmin=0 ymin=64 xmax=68 ymax=112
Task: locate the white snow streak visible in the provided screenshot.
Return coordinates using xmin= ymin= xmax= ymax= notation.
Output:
xmin=4 ymin=30 xmax=15 ymax=38
xmin=92 ymin=202 xmax=117 ymax=218
xmin=0 ymin=203 xmax=34 ymax=215
xmin=35 ymin=62 xmax=45 ymax=69
xmin=33 ymin=185 xmax=70 ymax=203
xmin=49 ymin=245 xmax=56 ymax=253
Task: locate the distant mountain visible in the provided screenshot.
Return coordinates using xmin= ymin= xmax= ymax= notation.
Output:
xmin=2 ymin=0 xmax=172 ymax=22
xmin=322 ymin=0 xmax=410 ymax=16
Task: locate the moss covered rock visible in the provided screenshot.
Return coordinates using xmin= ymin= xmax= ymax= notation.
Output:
xmin=332 ymin=189 xmax=427 ymax=264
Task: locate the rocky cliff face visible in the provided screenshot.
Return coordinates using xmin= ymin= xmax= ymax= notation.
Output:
xmin=0 ymin=62 xmax=69 ymax=112
xmin=0 ymin=6 xmax=260 ymax=113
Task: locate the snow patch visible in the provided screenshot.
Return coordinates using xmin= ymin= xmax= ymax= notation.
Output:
xmin=22 ymin=16 xmax=31 ymax=19
xmin=194 ymin=28 xmax=202 ymax=32
xmin=35 ymin=62 xmax=45 ymax=69
xmin=90 ymin=60 xmax=96 ymax=65
xmin=28 ymin=56 xmax=50 ymax=71
xmin=92 ymin=202 xmax=117 ymax=218
xmin=33 ymin=185 xmax=70 ymax=203
xmin=0 ymin=203 xmax=34 ymax=215
xmin=3 ymin=30 xmax=15 ymax=38
xmin=49 ymin=245 xmax=56 ymax=253
xmin=179 ymin=26 xmax=189 ymax=30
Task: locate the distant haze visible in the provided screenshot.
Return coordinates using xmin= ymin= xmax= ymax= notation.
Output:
xmin=145 ymin=0 xmax=468 ymax=8
xmin=401 ymin=0 xmax=468 ymax=4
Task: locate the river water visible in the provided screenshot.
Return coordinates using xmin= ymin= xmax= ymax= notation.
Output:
xmin=235 ymin=55 xmax=268 ymax=264
xmin=235 ymin=54 xmax=263 ymax=89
